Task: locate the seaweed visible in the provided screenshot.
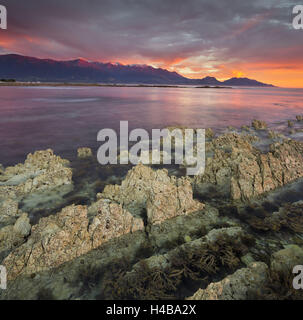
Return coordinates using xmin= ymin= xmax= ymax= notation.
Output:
xmin=244 ymin=202 xmax=303 ymax=233
xmin=77 ymin=263 xmax=104 ymax=295
xmin=101 ymin=232 xmax=253 ymax=300
xmin=249 ymin=268 xmax=303 ymax=300
xmin=37 ymin=288 xmax=55 ymax=300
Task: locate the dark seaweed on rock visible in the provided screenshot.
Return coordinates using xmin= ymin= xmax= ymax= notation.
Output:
xmin=249 ymin=267 xmax=303 ymax=300
xmin=243 ymin=202 xmax=303 ymax=233
xmin=101 ymin=232 xmax=254 ymax=300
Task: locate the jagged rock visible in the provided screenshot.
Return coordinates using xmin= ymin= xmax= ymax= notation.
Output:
xmin=252 ymin=119 xmax=267 ymax=130
xmin=0 ymin=149 xmax=72 ymax=200
xmin=0 ymin=225 xmax=25 ymax=259
xmin=270 ymin=245 xmax=303 ymax=275
xmin=13 ymin=213 xmax=31 ymax=237
xmin=205 ymin=128 xmax=214 ymax=138
xmin=3 ymin=202 xmax=144 ymax=280
xmin=188 ymin=262 xmax=268 ymax=300
xmin=0 ymin=199 xmax=19 ymax=224
xmin=195 ymin=133 xmax=303 ymax=201
xmin=77 ymin=147 xmax=93 ymax=158
xmin=100 ymin=164 xmax=204 ymax=224
xmin=88 ymin=199 xmax=144 ymax=249
xmin=296 ymin=115 xmax=303 ymax=121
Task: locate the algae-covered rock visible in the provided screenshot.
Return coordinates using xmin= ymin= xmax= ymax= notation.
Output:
xmin=270 ymin=245 xmax=303 ymax=275
xmin=188 ymin=262 xmax=268 ymax=300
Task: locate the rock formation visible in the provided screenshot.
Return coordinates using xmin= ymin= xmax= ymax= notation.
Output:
xmin=99 ymin=163 xmax=204 ymax=224
xmin=0 ymin=149 xmax=72 ymax=200
xmin=188 ymin=262 xmax=268 ymax=300
xmin=3 ymin=202 xmax=144 ymax=280
xmin=252 ymin=119 xmax=267 ymax=130
xmin=195 ymin=133 xmax=303 ymax=201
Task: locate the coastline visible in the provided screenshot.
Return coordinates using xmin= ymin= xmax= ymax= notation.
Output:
xmin=1 ymin=118 xmax=303 ymax=300
xmin=0 ymin=82 xmax=232 ymax=89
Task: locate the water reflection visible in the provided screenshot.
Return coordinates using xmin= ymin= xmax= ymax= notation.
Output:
xmin=0 ymin=86 xmax=303 ymax=166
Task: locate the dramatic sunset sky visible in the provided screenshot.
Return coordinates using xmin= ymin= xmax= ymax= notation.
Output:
xmin=0 ymin=0 xmax=302 ymax=87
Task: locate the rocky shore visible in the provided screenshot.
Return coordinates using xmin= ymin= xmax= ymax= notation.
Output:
xmin=1 ymin=117 xmax=303 ymax=300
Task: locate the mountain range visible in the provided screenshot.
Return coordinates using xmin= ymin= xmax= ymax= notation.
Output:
xmin=0 ymin=54 xmax=274 ymax=87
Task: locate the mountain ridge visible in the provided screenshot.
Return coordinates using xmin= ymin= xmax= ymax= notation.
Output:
xmin=0 ymin=54 xmax=274 ymax=87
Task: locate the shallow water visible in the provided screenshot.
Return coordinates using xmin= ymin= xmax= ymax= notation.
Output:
xmin=1 ymin=85 xmax=303 ymax=166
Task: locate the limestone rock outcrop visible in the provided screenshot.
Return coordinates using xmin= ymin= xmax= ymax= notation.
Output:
xmin=195 ymin=133 xmax=303 ymax=201
xmin=3 ymin=202 xmax=143 ymax=280
xmin=0 ymin=149 xmax=72 ymax=200
xmin=100 ymin=164 xmax=204 ymax=224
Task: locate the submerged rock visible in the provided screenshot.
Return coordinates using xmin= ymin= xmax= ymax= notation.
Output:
xmin=100 ymin=163 xmax=204 ymax=224
xmin=0 ymin=149 xmax=72 ymax=200
xmin=252 ymin=119 xmax=267 ymax=130
xmin=77 ymin=147 xmax=93 ymax=158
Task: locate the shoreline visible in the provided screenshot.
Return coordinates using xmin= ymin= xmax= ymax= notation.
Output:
xmin=1 ymin=119 xmax=303 ymax=300
xmin=0 ymin=82 xmax=232 ymax=89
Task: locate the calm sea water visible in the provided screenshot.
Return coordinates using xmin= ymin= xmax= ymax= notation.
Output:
xmin=1 ymin=86 xmax=303 ymax=166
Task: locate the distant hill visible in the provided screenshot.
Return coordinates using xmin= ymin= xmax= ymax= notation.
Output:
xmin=0 ymin=54 xmax=274 ymax=87
xmin=222 ymin=77 xmax=274 ymax=87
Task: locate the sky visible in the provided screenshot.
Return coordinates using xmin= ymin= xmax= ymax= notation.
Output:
xmin=0 ymin=0 xmax=302 ymax=87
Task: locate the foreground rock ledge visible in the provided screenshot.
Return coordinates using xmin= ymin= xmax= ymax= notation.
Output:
xmin=3 ymin=164 xmax=205 ymax=281
xmin=187 ymin=262 xmax=268 ymax=300
xmin=3 ymin=203 xmax=144 ymax=280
